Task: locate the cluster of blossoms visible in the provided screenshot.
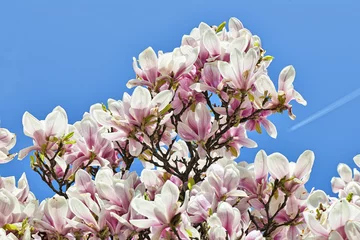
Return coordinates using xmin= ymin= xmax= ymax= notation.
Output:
xmin=0 ymin=17 xmax=356 ymax=239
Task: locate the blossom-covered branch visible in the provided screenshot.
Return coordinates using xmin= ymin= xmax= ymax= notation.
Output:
xmin=0 ymin=17 xmax=354 ymax=240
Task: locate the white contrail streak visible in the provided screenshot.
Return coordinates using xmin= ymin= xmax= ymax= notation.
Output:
xmin=290 ymin=87 xmax=360 ymax=131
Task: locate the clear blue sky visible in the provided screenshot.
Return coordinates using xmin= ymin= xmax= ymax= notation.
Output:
xmin=0 ymin=0 xmax=359 ymax=200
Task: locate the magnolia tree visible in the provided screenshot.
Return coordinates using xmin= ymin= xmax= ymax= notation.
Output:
xmin=0 ymin=17 xmax=358 ymax=240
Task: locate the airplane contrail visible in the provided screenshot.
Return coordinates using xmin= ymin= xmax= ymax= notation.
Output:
xmin=290 ymin=87 xmax=360 ymax=131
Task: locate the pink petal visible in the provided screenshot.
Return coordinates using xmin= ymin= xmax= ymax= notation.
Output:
xmin=177 ymin=122 xmax=199 ymax=141
xmin=278 ymin=65 xmax=295 ymax=92
xmin=18 ymin=146 xmax=39 ymax=160
xmin=260 ymin=118 xmax=277 ymax=139
xmin=129 ymin=138 xmax=143 ymax=157
xmin=138 ymin=47 xmax=158 ymax=84
xmin=47 ymin=196 xmax=68 ymax=232
xmin=195 ymin=103 xmax=211 ymax=140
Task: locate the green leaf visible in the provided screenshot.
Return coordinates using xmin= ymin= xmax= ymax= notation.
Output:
xmin=160 ymin=104 xmax=172 ymax=115
xmin=278 ymin=94 xmax=286 ymax=105
xmin=143 ymin=114 xmax=155 ymax=125
xmin=229 ymin=146 xmax=238 ymax=157
xmin=187 ymin=177 xmax=195 ymax=190
xmin=144 ymin=192 xmax=150 ymax=201
xmin=63 ymin=132 xmax=74 ymax=141
xmin=101 ymin=103 xmax=107 ymax=112
xmin=216 ymin=21 xmax=226 ymax=33
xmin=3 ymin=223 xmax=18 ymax=231
xmin=262 ymin=55 xmax=274 ymax=61
xmin=49 ymin=136 xmax=58 ymax=142
xmin=185 ymin=228 xmax=193 ymax=237
xmin=208 ymin=208 xmax=213 ymax=216
xmin=273 ymin=188 xmax=279 ymax=200
xmin=248 ymin=92 xmax=254 ymax=102
xmin=255 ymin=122 xmax=262 ymax=134
xmin=190 ymin=103 xmax=196 ymax=112
xmin=30 ymin=156 xmax=35 ymax=166
xmin=89 ymin=151 xmax=97 ymax=161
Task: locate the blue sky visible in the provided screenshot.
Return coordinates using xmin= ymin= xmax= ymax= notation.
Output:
xmin=0 ymin=0 xmax=359 ymax=200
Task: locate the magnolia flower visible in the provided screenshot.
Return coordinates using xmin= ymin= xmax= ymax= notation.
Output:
xmin=19 ymin=106 xmax=69 ymax=160
xmin=127 ymin=47 xmax=159 ymax=88
xmin=255 ymin=66 xmax=306 ymax=119
xmin=190 ymin=62 xmax=224 ymax=94
xmin=0 ymin=188 xmax=21 ymax=227
xmin=94 ymin=167 xmax=144 ymax=214
xmin=127 ymin=46 xmax=198 ymax=89
xmin=331 ymin=157 xmax=360 ymax=199
xmin=131 ymin=180 xmax=189 ymax=239
xmin=102 ymin=86 xmax=173 ymax=157
xmin=201 ymin=162 xmax=247 ymax=203
xmin=219 ymin=125 xmax=257 ymax=157
xmin=0 ymin=128 xmax=16 ymax=163
xmin=245 ymin=110 xmax=277 ymax=139
xmin=304 ymin=199 xmax=360 ymax=239
xmin=178 ymin=103 xmax=218 ymax=158
xmin=267 ymin=150 xmax=314 ymax=191
xmin=68 ymin=113 xmax=118 ymax=171
xmin=218 ymin=48 xmax=262 ymax=91
xmin=0 ymin=174 xmax=37 ymax=235
xmin=207 ymin=202 xmax=246 ymax=239
xmin=33 ymin=196 xmax=72 ymax=236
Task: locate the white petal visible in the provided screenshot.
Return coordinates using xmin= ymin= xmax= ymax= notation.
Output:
xmin=254 ymin=150 xmax=268 ymax=181
xmin=228 ymin=17 xmax=243 ymax=33
xmin=345 ymin=221 xmax=360 ymax=240
xmin=337 ymin=163 xmax=352 ymax=183
xmin=353 ymin=154 xmax=360 ymax=168
xmin=69 ymin=198 xmax=98 ymax=229
xmin=328 ymin=231 xmax=344 ymax=240
xmin=131 ymin=86 xmax=151 ymax=110
xmin=329 ymin=200 xmax=350 ymax=230
xmin=293 ymin=90 xmax=307 ymax=106
xmin=139 ymin=47 xmax=158 ymax=71
xmin=150 ymin=90 xmax=173 ymax=111
xmin=218 ymin=61 xmax=236 ymax=83
xmin=203 ymin=29 xmax=220 ymax=56
xmin=22 ymin=112 xmax=42 ymax=137
xmin=131 ymin=197 xmax=156 ymax=220
xmin=267 ymin=152 xmax=289 ymax=180
xmin=307 ymin=190 xmax=329 ymax=209
xmin=303 ymin=212 xmax=329 ymax=236
xmin=255 ymin=75 xmax=277 ymax=97
xmin=294 ymin=150 xmax=314 ymax=180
